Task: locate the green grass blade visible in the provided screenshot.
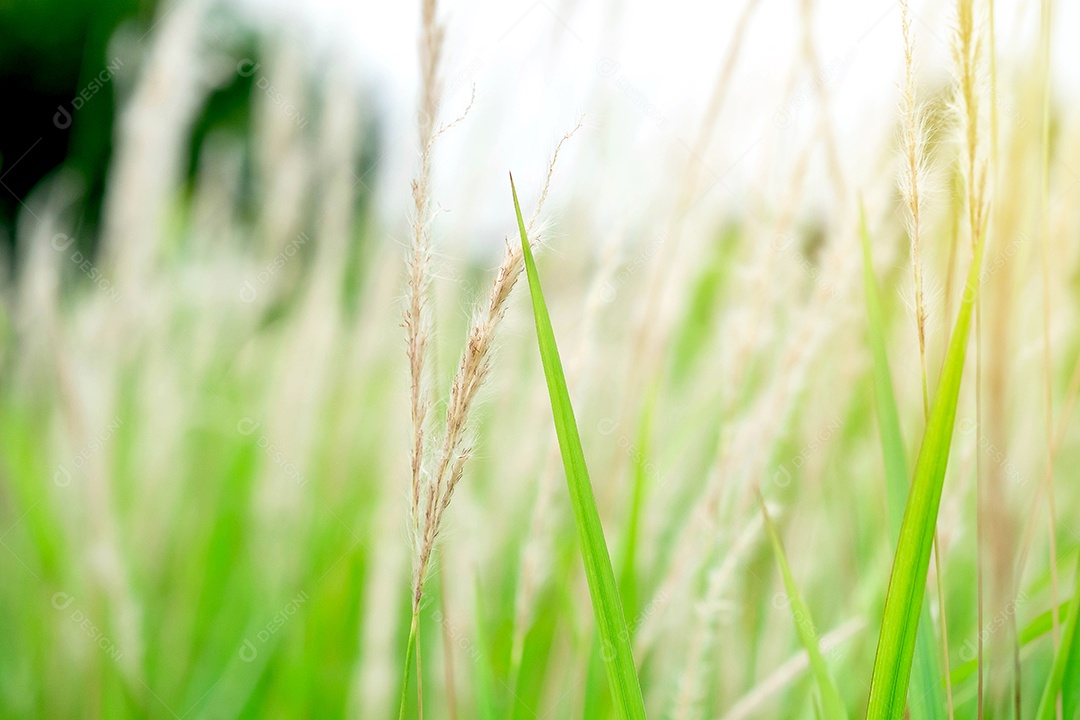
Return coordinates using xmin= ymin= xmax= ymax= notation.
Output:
xmin=949 ymin=600 xmax=1068 ymax=686
xmin=618 ymin=382 xmax=657 ymax=628
xmin=1035 ymin=552 xmax=1080 ymax=719
xmin=858 ymin=206 xmax=909 ymax=534
xmin=866 ymin=236 xmax=985 ymax=719
xmin=511 ymin=174 xmax=648 ymax=720
xmin=859 ymin=205 xmax=945 ymax=720
xmin=758 ymin=495 xmax=847 ymax=719
xmin=471 ymin=577 xmax=498 ymax=720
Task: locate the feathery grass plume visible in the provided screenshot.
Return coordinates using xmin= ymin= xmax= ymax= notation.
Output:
xmin=413 ymin=120 xmax=582 ymax=603
xmin=952 ymin=0 xmax=989 ymax=253
xmin=422 ymin=120 xmax=581 ymax=610
xmin=898 ymin=6 xmax=955 ymax=713
xmin=899 ymin=0 xmax=932 ymax=419
xmin=949 ymin=1 xmax=992 ymax=714
xmin=405 ymin=0 xmax=445 ymax=562
xmin=400 ymin=1 xmax=447 ymax=715
xmin=399 ymin=119 xmax=581 ymax=720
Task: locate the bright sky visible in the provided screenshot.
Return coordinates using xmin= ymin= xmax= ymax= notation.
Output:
xmin=229 ymin=0 xmax=1078 ymax=248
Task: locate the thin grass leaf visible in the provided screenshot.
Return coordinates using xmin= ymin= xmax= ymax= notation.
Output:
xmin=619 ymin=382 xmax=657 ymax=628
xmin=949 ymin=600 xmax=1069 ymax=687
xmin=1035 ymin=552 xmax=1080 ymax=719
xmin=757 ymin=494 xmax=847 ymax=719
xmin=866 ymin=236 xmax=985 ymax=719
xmin=584 ymin=631 xmax=614 ymax=720
xmin=859 ymin=205 xmax=945 ymax=720
xmin=471 ymin=580 xmax=498 ymax=720
xmin=511 ymin=173 xmax=648 ymax=720
xmin=1020 ymin=601 xmax=1068 ymax=644
xmin=858 ymin=207 xmax=909 ymax=533
xmin=670 ymin=223 xmax=738 ymax=384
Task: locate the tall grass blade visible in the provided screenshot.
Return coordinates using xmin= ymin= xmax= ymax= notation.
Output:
xmin=949 ymin=600 xmax=1069 ymax=687
xmin=619 ymin=383 xmax=657 ymax=627
xmin=859 ymin=206 xmax=946 ymax=720
xmin=866 ymin=236 xmax=985 ymax=719
xmin=757 ymin=494 xmax=847 ymax=719
xmin=397 ymin=608 xmax=420 ymax=720
xmin=1035 ymin=551 xmax=1080 ymax=719
xmin=511 ymin=173 xmax=648 ymax=720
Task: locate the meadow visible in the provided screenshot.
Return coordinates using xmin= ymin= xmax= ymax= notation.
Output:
xmin=0 ymin=0 xmax=1078 ymax=717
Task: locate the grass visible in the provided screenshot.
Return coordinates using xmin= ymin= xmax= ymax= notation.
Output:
xmin=859 ymin=206 xmax=946 ymax=720
xmin=512 ymin=174 xmax=647 ymax=720
xmin=757 ymin=492 xmax=846 ymax=719
xmin=1035 ymin=552 xmax=1080 ymax=719
xmin=0 ymin=0 xmax=1078 ymax=717
xmin=865 ymin=229 xmax=985 ymax=718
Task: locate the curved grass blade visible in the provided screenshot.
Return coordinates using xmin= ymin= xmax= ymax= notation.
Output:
xmin=757 ymin=493 xmax=848 ymax=719
xmin=858 ymin=206 xmax=909 ymax=535
xmin=618 ymin=381 xmax=657 ymax=628
xmin=866 ymin=236 xmax=985 ymax=719
xmin=511 ymin=173 xmax=648 ymax=720
xmin=1035 ymin=551 xmax=1080 ymax=719
xmin=948 ymin=600 xmax=1068 ymax=687
xmin=859 ymin=206 xmax=945 ymax=720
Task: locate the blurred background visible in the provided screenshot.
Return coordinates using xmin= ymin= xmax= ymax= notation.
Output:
xmin=1 ymin=0 xmax=1078 ymax=717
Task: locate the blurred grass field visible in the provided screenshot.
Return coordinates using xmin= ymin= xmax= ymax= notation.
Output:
xmin=2 ymin=0 xmax=1080 ymax=718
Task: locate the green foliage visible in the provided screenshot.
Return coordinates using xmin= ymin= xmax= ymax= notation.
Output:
xmin=859 ymin=205 xmax=945 ymax=720
xmin=758 ymin=495 xmax=847 ymax=719
xmin=866 ymin=236 xmax=985 ymax=719
xmin=512 ymin=174 xmax=648 ymax=720
xmin=1035 ymin=552 xmax=1080 ymax=719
